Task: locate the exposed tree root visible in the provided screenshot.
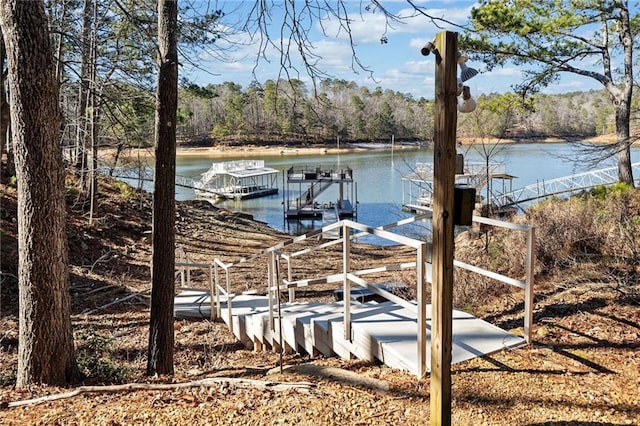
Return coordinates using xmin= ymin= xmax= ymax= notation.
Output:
xmin=3 ymin=378 xmax=316 ymax=408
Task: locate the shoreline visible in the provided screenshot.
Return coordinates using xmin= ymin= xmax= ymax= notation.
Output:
xmin=174 ymin=135 xmax=620 ymax=158
xmin=175 ymin=144 xmax=410 ymax=158
xmin=103 ymin=134 xmax=622 ymax=160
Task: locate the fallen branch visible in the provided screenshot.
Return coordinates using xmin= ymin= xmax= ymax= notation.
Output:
xmin=3 ymin=377 xmax=316 ymax=409
xmin=83 ymin=284 xmax=120 ymax=296
xmin=81 ymin=293 xmax=146 ymax=315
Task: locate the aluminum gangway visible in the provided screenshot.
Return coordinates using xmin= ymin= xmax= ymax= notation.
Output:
xmin=98 ymin=164 xmax=217 ymax=194
xmin=495 ymin=162 xmax=640 ymax=208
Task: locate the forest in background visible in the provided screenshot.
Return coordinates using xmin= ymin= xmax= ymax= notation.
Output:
xmin=94 ymin=78 xmax=637 ymax=152
xmin=11 ymin=0 xmax=631 ymax=167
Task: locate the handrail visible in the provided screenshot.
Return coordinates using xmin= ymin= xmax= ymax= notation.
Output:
xmin=177 ymin=207 xmax=535 ymax=378
xmin=267 ymin=215 xmax=535 ymax=378
xmin=495 ymin=162 xmax=640 ymax=207
xmin=267 ymin=220 xmax=431 ymax=373
xmin=174 ymin=258 xmax=215 ymax=321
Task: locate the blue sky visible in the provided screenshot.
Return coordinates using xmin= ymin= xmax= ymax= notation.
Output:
xmin=183 ymin=0 xmax=610 ymax=99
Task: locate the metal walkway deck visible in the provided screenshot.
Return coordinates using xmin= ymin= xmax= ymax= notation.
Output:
xmin=174 ymin=290 xmax=526 ymax=376
xmin=174 ymin=217 xmax=534 ymax=378
xmin=494 ymin=162 xmax=640 ymax=207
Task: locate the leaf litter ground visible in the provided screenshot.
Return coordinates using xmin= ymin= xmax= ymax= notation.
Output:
xmin=0 ymin=176 xmax=638 ymax=425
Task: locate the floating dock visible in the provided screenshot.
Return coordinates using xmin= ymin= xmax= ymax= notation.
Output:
xmin=284 ymin=165 xmax=357 ymax=220
xmin=174 ymin=290 xmax=526 ymax=376
xmin=194 ymin=160 xmax=279 ymax=200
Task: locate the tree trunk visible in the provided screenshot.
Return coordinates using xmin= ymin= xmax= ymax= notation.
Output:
xmin=147 ymin=0 xmax=178 ymax=376
xmin=615 ymin=102 xmax=634 ymax=186
xmin=0 ymin=0 xmax=77 ymax=386
xmin=1 ymin=30 xmax=14 ymax=177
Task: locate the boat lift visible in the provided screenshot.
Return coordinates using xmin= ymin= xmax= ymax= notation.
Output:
xmin=284 ymin=165 xmax=357 ymax=221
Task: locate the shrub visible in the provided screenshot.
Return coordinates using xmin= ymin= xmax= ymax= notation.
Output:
xmin=75 ymin=328 xmax=131 ymax=383
xmin=527 ymin=187 xmax=639 ymax=270
xmin=527 ymin=197 xmax=607 ymax=269
xmin=114 ymin=180 xmax=137 ymax=199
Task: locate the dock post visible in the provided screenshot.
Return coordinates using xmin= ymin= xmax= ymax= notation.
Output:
xmin=267 ymin=251 xmax=274 ymax=331
xmin=209 ymin=265 xmax=215 ymax=321
xmin=343 ymin=223 xmax=351 ymax=341
xmin=524 ymin=226 xmax=535 ymax=343
xmin=417 ymin=242 xmax=428 ymax=377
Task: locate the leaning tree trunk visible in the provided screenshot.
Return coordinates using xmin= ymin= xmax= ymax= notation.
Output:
xmin=0 ymin=0 xmax=77 ymax=386
xmin=147 ymin=0 xmax=178 ymax=376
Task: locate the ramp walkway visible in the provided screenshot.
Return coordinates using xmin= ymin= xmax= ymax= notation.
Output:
xmin=495 ymin=162 xmax=640 ymax=207
xmin=174 ymin=215 xmax=535 ymax=378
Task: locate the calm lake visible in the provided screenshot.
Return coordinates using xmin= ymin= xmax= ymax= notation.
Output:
xmin=169 ymin=143 xmax=640 ymax=237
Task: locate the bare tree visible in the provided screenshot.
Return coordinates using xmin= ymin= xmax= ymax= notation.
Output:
xmin=0 ymin=0 xmax=77 ymax=386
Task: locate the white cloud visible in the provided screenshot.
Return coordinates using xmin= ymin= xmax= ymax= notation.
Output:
xmin=315 ymin=2 xmax=473 ymax=47
xmin=310 ymin=40 xmax=354 ymax=71
xmin=185 ymin=1 xmax=608 ymax=98
xmin=484 ymin=67 xmax=522 ymax=77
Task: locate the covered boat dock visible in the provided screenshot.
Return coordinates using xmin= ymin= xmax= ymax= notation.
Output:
xmin=194 ymin=160 xmax=279 ymax=200
xmin=284 ymin=165 xmax=357 ymax=220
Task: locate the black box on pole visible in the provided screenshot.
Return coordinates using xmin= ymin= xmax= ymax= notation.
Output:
xmin=453 ymin=184 xmax=475 ymax=226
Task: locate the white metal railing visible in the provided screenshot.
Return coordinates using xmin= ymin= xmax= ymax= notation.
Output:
xmin=461 ymin=214 xmax=535 ymax=340
xmin=175 ymin=247 xmax=216 ymax=321
xmin=202 ymin=160 xmax=265 ymax=177
xmin=271 ymin=219 xmax=430 ymax=375
xmin=494 ymin=162 xmax=640 ymax=207
xmin=415 ymin=161 xmax=506 ymax=177
xmin=175 ymin=211 xmax=535 ymax=379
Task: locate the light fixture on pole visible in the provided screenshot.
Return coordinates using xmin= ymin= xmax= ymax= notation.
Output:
xmin=456 ymin=52 xmax=478 ymax=82
xmin=458 ymin=85 xmax=477 ymax=113
xmin=456 ymin=52 xmax=478 ymax=114
xmin=420 ymin=41 xmax=442 ymax=62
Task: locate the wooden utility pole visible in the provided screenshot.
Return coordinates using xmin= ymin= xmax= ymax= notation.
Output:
xmin=430 ymin=31 xmax=458 ymax=426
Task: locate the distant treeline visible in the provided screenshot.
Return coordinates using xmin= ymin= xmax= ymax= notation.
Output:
xmin=174 ymin=78 xmax=629 ymax=147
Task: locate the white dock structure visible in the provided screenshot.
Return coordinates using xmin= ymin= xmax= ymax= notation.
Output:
xmin=402 ymin=161 xmax=514 ymax=213
xmin=194 ymin=160 xmax=278 ymax=200
xmin=284 ymin=165 xmax=356 ymax=220
xmin=402 ymin=161 xmax=640 ymax=212
xmin=175 ymin=215 xmax=535 ymax=378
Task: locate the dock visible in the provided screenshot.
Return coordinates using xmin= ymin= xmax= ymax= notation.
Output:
xmin=284 ymin=165 xmax=356 ymax=220
xmin=173 ymin=216 xmax=535 ymax=379
xmin=175 ymin=290 xmax=526 ymax=376
xmin=194 ymin=160 xmax=279 ymax=200
xmin=401 ymin=161 xmax=514 ymax=213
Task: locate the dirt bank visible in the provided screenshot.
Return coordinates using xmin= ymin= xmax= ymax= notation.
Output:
xmin=0 ymin=174 xmax=638 ymax=425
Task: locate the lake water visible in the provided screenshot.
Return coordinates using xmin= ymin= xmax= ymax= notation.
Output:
xmin=168 ymin=143 xmax=640 ymax=239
